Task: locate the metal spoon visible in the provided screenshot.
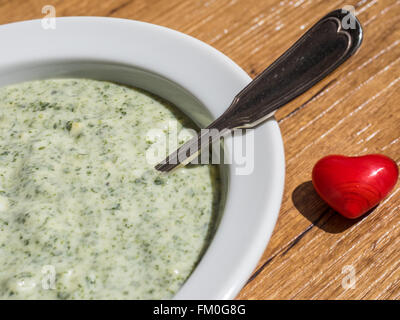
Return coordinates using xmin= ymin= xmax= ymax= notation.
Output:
xmin=155 ymin=9 xmax=363 ymax=172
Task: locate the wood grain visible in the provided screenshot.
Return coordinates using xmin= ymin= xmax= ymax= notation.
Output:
xmin=0 ymin=0 xmax=399 ymax=299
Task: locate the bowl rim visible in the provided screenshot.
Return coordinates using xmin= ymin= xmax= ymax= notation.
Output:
xmin=0 ymin=17 xmax=285 ymax=299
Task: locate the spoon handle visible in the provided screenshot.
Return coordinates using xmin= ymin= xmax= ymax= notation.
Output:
xmin=210 ymin=9 xmax=363 ymax=130
xmin=155 ymin=9 xmax=363 ymax=172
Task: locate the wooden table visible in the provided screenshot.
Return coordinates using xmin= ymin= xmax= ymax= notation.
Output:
xmin=1 ymin=0 xmax=399 ymax=300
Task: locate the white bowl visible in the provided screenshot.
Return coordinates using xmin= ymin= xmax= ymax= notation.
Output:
xmin=0 ymin=17 xmax=285 ymax=299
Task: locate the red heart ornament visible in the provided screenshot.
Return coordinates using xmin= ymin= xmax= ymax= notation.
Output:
xmin=312 ymin=154 xmax=399 ymax=219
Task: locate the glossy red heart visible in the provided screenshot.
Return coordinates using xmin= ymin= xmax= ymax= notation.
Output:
xmin=312 ymin=154 xmax=399 ymax=219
